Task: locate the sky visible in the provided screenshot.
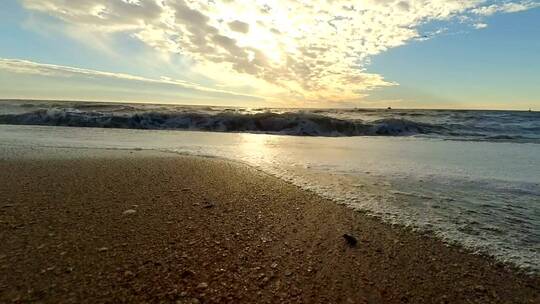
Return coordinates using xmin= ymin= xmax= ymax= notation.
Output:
xmin=0 ymin=0 xmax=539 ymax=109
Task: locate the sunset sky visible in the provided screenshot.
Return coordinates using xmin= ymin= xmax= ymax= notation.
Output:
xmin=0 ymin=0 xmax=539 ymax=109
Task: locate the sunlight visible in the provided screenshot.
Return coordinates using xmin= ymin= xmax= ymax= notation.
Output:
xmin=237 ymin=133 xmax=276 ymax=165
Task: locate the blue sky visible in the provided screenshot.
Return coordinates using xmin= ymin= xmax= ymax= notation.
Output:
xmin=0 ymin=0 xmax=539 ymax=109
xmin=368 ymin=7 xmax=540 ymax=109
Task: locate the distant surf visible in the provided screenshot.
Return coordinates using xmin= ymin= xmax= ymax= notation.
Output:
xmin=0 ymin=100 xmax=539 ymax=143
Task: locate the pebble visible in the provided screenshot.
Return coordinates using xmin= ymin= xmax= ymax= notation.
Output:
xmin=123 ymin=209 xmax=137 ymax=215
xmin=196 ymin=282 xmax=208 ymax=289
xmin=181 ymin=270 xmax=195 ymax=278
xmin=97 ymin=247 xmax=109 ymax=252
xmin=343 ymin=234 xmax=358 ymax=247
xmin=474 ymin=285 xmax=487 ymax=293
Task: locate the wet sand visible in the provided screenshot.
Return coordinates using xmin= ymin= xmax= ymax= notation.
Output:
xmin=0 ymin=148 xmax=538 ymax=303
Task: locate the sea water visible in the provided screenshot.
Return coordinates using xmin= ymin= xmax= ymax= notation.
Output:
xmin=1 ymin=100 xmax=539 ymax=143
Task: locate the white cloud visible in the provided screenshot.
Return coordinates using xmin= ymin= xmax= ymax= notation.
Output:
xmin=0 ymin=58 xmax=262 ymax=100
xmin=474 ymin=22 xmax=489 ymax=29
xmin=472 ymin=1 xmax=540 ymax=16
xmin=18 ymin=0 xmax=540 ymax=105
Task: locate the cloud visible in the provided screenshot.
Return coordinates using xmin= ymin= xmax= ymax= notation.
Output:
xmin=474 ymin=22 xmax=489 ymax=29
xmin=19 ymin=0 xmax=540 ymax=105
xmin=472 ymin=1 xmax=540 ymax=16
xmin=0 ymin=58 xmax=262 ymax=100
xmin=228 ymin=20 xmax=249 ymax=34
xmin=21 ymin=0 xmax=163 ymax=32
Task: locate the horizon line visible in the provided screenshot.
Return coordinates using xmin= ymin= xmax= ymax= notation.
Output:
xmin=0 ymin=98 xmax=536 ymax=112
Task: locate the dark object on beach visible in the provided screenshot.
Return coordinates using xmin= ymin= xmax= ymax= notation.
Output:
xmin=343 ymin=234 xmax=358 ymax=247
xmin=202 ymin=202 xmax=214 ymax=209
xmin=387 ymin=106 xmax=392 ymax=110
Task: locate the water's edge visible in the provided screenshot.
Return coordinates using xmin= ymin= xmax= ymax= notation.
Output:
xmin=2 ymin=142 xmax=537 ymax=276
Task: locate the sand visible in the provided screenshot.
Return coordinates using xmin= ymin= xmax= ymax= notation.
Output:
xmin=0 ymin=148 xmax=538 ymax=303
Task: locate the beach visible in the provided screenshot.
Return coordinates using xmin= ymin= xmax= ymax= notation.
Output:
xmin=2 ymin=0 xmax=540 ymax=302
xmin=0 ymin=147 xmax=538 ymax=303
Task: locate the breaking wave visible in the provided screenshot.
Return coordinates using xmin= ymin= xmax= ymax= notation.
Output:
xmin=0 ymin=108 xmax=443 ymax=137
xmin=0 ymin=101 xmax=539 ymax=142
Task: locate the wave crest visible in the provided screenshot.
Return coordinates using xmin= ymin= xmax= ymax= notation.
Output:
xmin=0 ymin=108 xmax=440 ymax=137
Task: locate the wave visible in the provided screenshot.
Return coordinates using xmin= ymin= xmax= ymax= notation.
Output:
xmin=0 ymin=108 xmax=444 ymax=137
xmin=0 ymin=103 xmax=539 ymax=142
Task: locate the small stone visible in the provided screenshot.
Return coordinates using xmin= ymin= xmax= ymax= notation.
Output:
xmin=271 ymin=263 xmax=278 ymax=269
xmin=181 ymin=270 xmax=195 ymax=278
xmin=123 ymin=209 xmax=136 ymax=215
xmin=474 ymin=285 xmax=487 ymax=293
xmin=124 ymin=270 xmax=134 ymax=277
xmin=196 ymin=282 xmax=208 ymax=289
xmin=343 ymin=234 xmax=358 ymax=247
xmin=97 ymin=247 xmax=109 ymax=252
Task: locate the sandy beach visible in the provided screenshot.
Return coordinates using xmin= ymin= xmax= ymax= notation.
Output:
xmin=0 ymin=148 xmax=538 ymax=303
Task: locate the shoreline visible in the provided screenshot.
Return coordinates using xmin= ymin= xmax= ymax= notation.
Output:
xmin=0 ymin=147 xmax=538 ymax=303
xmin=3 ymin=143 xmax=537 ymax=275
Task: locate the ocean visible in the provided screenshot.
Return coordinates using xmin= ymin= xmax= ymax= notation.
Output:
xmin=1 ymin=100 xmax=539 ymax=143
xmin=0 ymin=100 xmax=538 ymax=273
